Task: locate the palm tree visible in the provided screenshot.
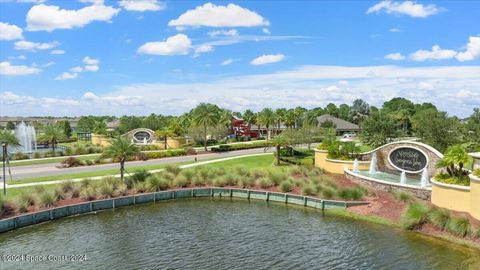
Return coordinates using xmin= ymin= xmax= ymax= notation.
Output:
xmin=156 ymin=128 xmax=174 ymax=149
xmin=275 ymin=108 xmax=287 ymax=135
xmin=257 ymin=108 xmax=276 ymax=140
xmin=39 ymin=124 xmax=66 ymax=153
xmin=284 ymin=109 xmax=296 ymax=129
xmin=192 ymin=103 xmax=220 ymax=151
xmin=243 ymin=109 xmax=256 ymax=136
xmin=303 ymin=110 xmax=319 ymax=127
xmin=0 ymin=130 xmax=21 ymax=155
xmin=102 ymin=136 xmax=139 ymax=182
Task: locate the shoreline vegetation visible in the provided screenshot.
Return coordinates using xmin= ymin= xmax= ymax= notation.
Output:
xmin=1 ymin=163 xmax=480 ymax=250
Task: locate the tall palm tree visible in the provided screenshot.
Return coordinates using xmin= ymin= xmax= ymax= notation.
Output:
xmin=39 ymin=124 xmax=66 ymax=153
xmin=274 ymin=108 xmax=287 ymax=135
xmin=192 ymin=103 xmax=220 ymax=151
xmin=303 ymin=110 xmax=319 ymax=127
xmin=0 ymin=130 xmax=20 ymax=148
xmin=102 ymin=136 xmax=139 ymax=182
xmin=284 ymin=109 xmax=296 ymax=129
xmin=243 ymin=109 xmax=256 ymax=136
xmin=257 ymin=108 xmax=276 ymax=140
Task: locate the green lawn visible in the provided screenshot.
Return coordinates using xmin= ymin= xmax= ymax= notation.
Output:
xmin=1 ymin=154 xmax=275 ymax=201
xmin=197 ymin=154 xmax=274 ymax=170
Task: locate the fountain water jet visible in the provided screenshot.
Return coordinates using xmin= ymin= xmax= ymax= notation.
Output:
xmin=420 ymin=169 xmax=429 ymax=188
xmin=368 ymin=152 xmax=378 ymax=174
xmin=400 ymin=172 xmax=407 ymax=185
xmin=14 ymin=122 xmax=37 ymax=153
xmin=353 ymin=159 xmax=359 ymax=172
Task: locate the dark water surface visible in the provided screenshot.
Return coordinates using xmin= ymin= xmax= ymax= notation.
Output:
xmin=0 ymin=198 xmax=479 ymax=269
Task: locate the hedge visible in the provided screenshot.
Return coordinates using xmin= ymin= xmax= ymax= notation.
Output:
xmin=210 ymin=141 xmax=269 ymax=152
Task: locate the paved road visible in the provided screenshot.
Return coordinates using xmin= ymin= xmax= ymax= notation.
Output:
xmin=6 ymin=148 xmax=274 ymax=181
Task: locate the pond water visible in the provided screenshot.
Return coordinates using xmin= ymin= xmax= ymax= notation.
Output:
xmin=355 ymin=170 xmax=424 ymax=186
xmin=0 ymin=198 xmax=479 ymax=269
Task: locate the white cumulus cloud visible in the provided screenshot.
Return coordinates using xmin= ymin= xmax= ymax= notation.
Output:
xmin=384 ymin=52 xmax=405 ymax=60
xmin=55 ymin=72 xmax=78 ymax=80
xmin=456 ymin=36 xmax=480 ymax=62
xmin=26 ymin=3 xmax=120 ymax=32
xmin=367 ymin=1 xmax=442 ymax=18
xmin=138 ymin=34 xmax=191 ymax=56
xmin=0 ymin=22 xmax=23 ymax=41
xmin=409 ymin=45 xmax=457 ymax=61
xmin=250 ymin=54 xmax=285 ymax=65
xmin=14 ymin=40 xmax=59 ymax=51
xmin=168 ymin=3 xmax=269 ymax=30
xmin=119 ymin=0 xmax=165 ymax=12
xmin=0 ymin=61 xmax=41 ymax=76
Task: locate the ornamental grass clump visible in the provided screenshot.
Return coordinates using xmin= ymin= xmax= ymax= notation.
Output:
xmin=173 ymin=175 xmax=189 ymax=188
xmin=427 ymin=207 xmax=451 ymax=230
xmin=133 ymin=181 xmax=148 ymax=193
xmin=39 ymin=191 xmax=57 ymax=207
xmin=223 ymin=173 xmax=238 ymax=186
xmin=401 ymin=202 xmax=429 ymax=229
xmin=165 ymin=165 xmax=182 ymax=176
xmin=0 ymin=198 xmax=16 ymax=217
xmin=279 ymin=180 xmax=292 ymax=193
xmin=146 ymin=175 xmax=170 ymax=191
xmin=192 ymin=176 xmax=206 ymax=187
xmin=301 ymin=185 xmax=317 ymax=196
xmin=212 ymin=177 xmax=227 ymax=187
xmin=80 ymin=187 xmax=98 ymax=201
xmin=447 ymin=216 xmax=471 ymax=237
xmin=114 ymin=183 xmax=129 ymax=197
xmin=338 ymin=188 xmax=364 ymax=200
xmin=61 ymin=181 xmax=75 ymax=194
xmin=321 ymin=187 xmax=336 ymax=199
xmin=19 ymin=192 xmax=38 ymax=207
xmin=97 ymin=181 xmax=115 ymax=199
xmin=237 ymin=177 xmax=255 ymax=189
xmin=394 ymin=191 xmax=413 ymax=203
xmin=267 ymin=171 xmax=286 ymax=186
xmin=257 ymin=177 xmax=273 ymax=189
xmin=17 ymin=200 xmax=30 ymax=213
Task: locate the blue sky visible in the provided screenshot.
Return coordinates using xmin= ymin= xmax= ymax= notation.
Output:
xmin=0 ymin=0 xmax=479 ymax=117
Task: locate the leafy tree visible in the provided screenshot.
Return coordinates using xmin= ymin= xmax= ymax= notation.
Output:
xmin=382 ymin=97 xmax=415 ymax=134
xmin=192 ymin=103 xmax=220 ymax=151
xmin=257 ymin=108 xmax=276 ymax=139
xmin=39 ymin=124 xmax=66 ymax=153
xmin=465 ymin=108 xmax=480 ymax=148
xmin=360 ymin=111 xmax=397 ymax=147
xmin=338 ymin=104 xmax=350 ymax=121
xmin=118 ymin=116 xmax=142 ymax=134
xmin=77 ymin=116 xmax=98 ymax=132
xmin=102 ymin=136 xmax=139 ymax=182
xmin=325 ymin=103 xmax=338 ymax=117
xmin=62 ymin=120 xmax=72 ymax=138
xmin=93 ymin=120 xmax=107 ymax=135
xmin=6 ymin=121 xmax=15 ymax=130
xmin=349 ymin=99 xmax=370 ymax=124
xmin=412 ymin=109 xmax=461 ymax=152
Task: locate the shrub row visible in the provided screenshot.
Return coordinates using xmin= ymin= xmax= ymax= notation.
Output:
xmin=1 ymin=164 xmax=367 ymax=219
xmin=210 ymin=141 xmax=269 ymax=152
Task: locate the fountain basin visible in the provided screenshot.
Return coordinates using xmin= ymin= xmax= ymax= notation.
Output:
xmin=344 ymin=169 xmax=431 ymax=200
